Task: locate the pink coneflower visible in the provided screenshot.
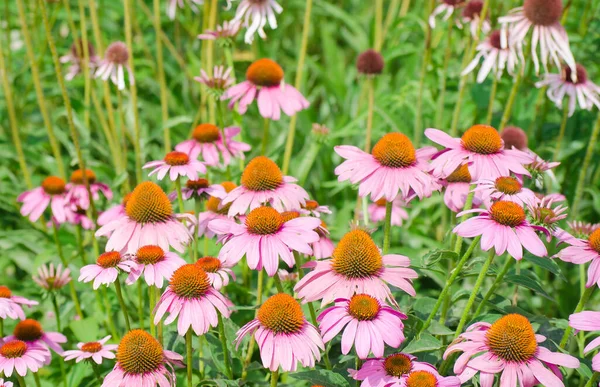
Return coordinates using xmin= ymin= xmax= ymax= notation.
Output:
xmin=153 ymin=264 xmax=232 ymax=336
xmin=556 ymin=228 xmax=600 ymax=288
xmin=318 ymin=294 xmax=406 ymax=359
xmin=64 ymin=206 xmax=95 ymax=230
xmin=335 ymin=133 xmax=439 ymax=201
xmin=567 ymin=221 xmax=600 ymax=239
xmin=143 ymin=151 xmax=206 ymax=181
xmin=197 ymin=182 xmax=237 ymax=238
xmin=454 ymin=200 xmax=547 ymax=259
xmin=126 ymin=246 xmax=185 ymax=289
xmin=60 ymin=39 xmax=99 ymax=81
xmin=166 ymin=0 xmax=203 ymax=20
xmin=0 ymin=378 xmax=13 ymax=387
xmin=18 ymin=176 xmax=69 ymax=223
xmin=300 ymin=200 xmax=332 ymax=218
xmin=277 ymin=269 xmax=298 ymax=282
xmin=0 ymin=286 xmax=37 ymax=321
xmin=463 ymin=30 xmax=519 ymax=83
xmin=195 ymin=256 xmax=235 ymax=290
xmin=429 ymin=0 xmax=463 ymax=29
xmin=197 ymin=20 xmax=242 ymax=40
xmin=294 ymin=229 xmax=417 ymax=306
xmin=194 ymin=66 xmax=235 ymax=91
xmin=569 ymin=311 xmax=600 ymax=371
xmin=63 ymin=336 xmax=117 ymax=364
xmin=312 ymin=221 xmax=334 ymax=259
xmin=0 ymin=340 xmax=47 ymax=377
xmin=168 ymin=178 xmax=225 ymax=202
xmin=79 ymin=251 xmax=136 ymax=290
xmin=175 ymin=124 xmax=250 ymax=167
xmin=444 ymin=314 xmax=580 ymax=386
xmin=528 ymin=195 xmax=568 ymax=239
xmin=235 ymin=293 xmax=324 ymax=372
xmin=499 ymin=0 xmax=576 ymax=76
xmin=66 ymin=169 xmax=113 ymax=211
xmin=368 ymin=198 xmax=409 ymax=226
xmin=6 ymin=319 xmax=66 ymax=355
xmin=536 ymin=64 xmax=600 ymax=117
xmin=32 ymin=263 xmax=71 ymax=291
xmin=95 ymin=41 xmax=134 ymax=90
xmin=475 ymin=175 xmax=536 ymax=207
xmin=440 ymin=164 xmax=483 ymax=213
xmin=102 ymin=329 xmax=183 ymax=387
xmin=461 ymin=0 xmax=491 ymax=37
xmin=98 ymin=193 xmax=131 ymax=227
xmin=501 ymin=126 xmax=528 ymax=151
xmin=221 ymin=59 xmax=309 ymax=120
xmin=208 ymin=206 xmax=320 ymax=276
xmin=232 ymin=0 xmax=282 ymax=43
xmin=220 ymin=156 xmax=309 ymax=216
xmin=425 ymin=125 xmax=533 ymax=180
xmin=96 ymin=181 xmax=194 ymax=253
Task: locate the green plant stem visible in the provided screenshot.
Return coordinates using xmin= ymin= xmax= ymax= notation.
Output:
xmin=17 ymin=375 xmax=26 ymax=387
xmin=242 ymin=270 xmax=265 ymax=380
xmin=58 ymin=355 xmax=68 ymax=387
xmin=51 ymin=294 xmax=62 ymax=331
xmin=374 ymin=0 xmax=383 ymax=50
xmin=175 ymin=177 xmax=186 ymax=214
xmin=434 ymin=13 xmax=456 ymax=128
xmin=218 ymin=312 xmax=234 ymax=379
xmin=101 ymin=287 xmax=120 ymax=339
xmin=186 ymin=329 xmax=193 ymax=386
xmin=114 ymin=278 xmax=131 ymax=331
xmin=52 ymin=224 xmax=84 ymax=318
xmin=498 ymin=69 xmax=524 ymax=131
xmin=472 ymin=255 xmax=512 ymax=317
xmin=364 ymin=78 xmax=375 ymax=152
xmin=33 ymin=373 xmax=42 ymax=387
xmin=76 ymin=0 xmax=92 ymax=129
xmin=138 ymin=281 xmax=145 ymax=330
xmin=152 ymin=0 xmax=170 ymax=152
xmin=271 ymin=370 xmax=279 ymax=387
xmin=486 ymin=74 xmax=499 ymax=125
xmin=560 ymin=286 xmax=594 ymax=348
xmin=92 ymin=363 xmax=103 ymax=383
xmin=452 ymin=188 xmax=476 ymax=255
xmin=273 ymin=273 xmax=285 ymax=293
xmin=585 ymin=372 xmax=600 ymax=387
xmin=197 ymin=335 xmax=204 ymax=379
xmin=355 ymin=358 xmax=363 ymax=387
xmin=156 ymin=286 xmax=163 ymax=344
xmin=382 ymin=201 xmax=393 ymax=254
xmin=207 ymin=0 xmax=218 ymax=124
xmin=193 ymin=199 xmax=202 ymax=260
xmin=261 ymin=118 xmax=271 ymax=155
xmin=149 ymin=285 xmax=156 ymax=336
xmin=571 ymin=113 xmax=600 ymax=218
xmin=553 ymin=103 xmax=570 ymax=160
xmin=75 ymin=226 xmax=88 ymax=265
xmin=414 ymin=0 xmax=435 ymax=146
xmin=0 ymin=319 xmax=3 ymax=337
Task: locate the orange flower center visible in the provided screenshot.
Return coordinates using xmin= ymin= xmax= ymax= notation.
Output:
xmin=347 ymin=294 xmax=380 ymax=321
xmin=461 ymin=125 xmax=503 ymax=154
xmin=406 ymin=371 xmax=438 ymax=387
xmin=42 ymin=176 xmax=67 ymax=195
xmin=372 ymin=133 xmax=416 ymax=168
xmin=375 ymin=198 xmax=388 ymax=207
xmin=122 ymin=193 xmax=132 ymax=207
xmin=14 ymin=319 xmax=43 ymax=342
xmin=303 ymin=200 xmax=319 ymax=211
xmin=588 ymin=229 xmax=600 ymax=254
xmin=81 ymin=342 xmax=103 ymax=353
xmin=117 ymin=330 xmax=164 ymax=375
xmin=70 ymin=169 xmax=97 ymax=185
xmin=246 ymin=58 xmax=284 ymax=87
xmin=192 ymin=123 xmax=221 ymax=143
xmin=489 ymin=201 xmax=525 ymax=227
xmin=257 ymin=293 xmax=304 ymax=334
xmin=0 ymin=286 xmax=11 ymax=298
xmin=97 ymin=251 xmax=122 ymax=268
xmin=523 ymin=0 xmax=562 ymax=26
xmin=136 ymin=245 xmax=165 ymax=265
xmin=186 ymin=179 xmax=209 ymax=190
xmin=241 ymin=156 xmax=284 ymax=191
xmin=281 ymin=210 xmax=301 ymax=222
xmin=206 ymin=182 xmax=237 ymax=214
xmin=495 ymin=176 xmax=522 ymax=195
xmin=486 ymin=314 xmax=537 ymax=362
xmin=163 ymin=151 xmax=189 ymax=166
xmin=0 ymin=340 xmax=27 ymax=359
xmin=245 ymin=207 xmax=284 ymax=235
xmin=126 ymin=181 xmax=173 ymax=224
xmin=332 ymin=229 xmax=383 ymax=278
xmin=446 ymin=164 xmax=472 ymax=183
xmin=170 ymin=264 xmax=211 ymax=299
xmin=196 ymin=257 xmax=222 ymax=273
xmin=384 ymin=353 xmax=413 ymax=377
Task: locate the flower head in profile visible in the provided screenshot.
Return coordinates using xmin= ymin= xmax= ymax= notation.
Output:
xmin=64 ymin=206 xmax=95 ymax=230
xmin=197 ymin=182 xmax=237 ymax=238
xmin=98 ymin=193 xmax=131 ymax=227
xmin=311 ymin=221 xmax=334 ymax=259
xmin=18 ymin=176 xmax=70 ymax=223
xmin=232 ymin=0 xmax=282 ymax=43
xmin=79 ymin=251 xmax=136 ymax=290
xmin=126 ymin=245 xmax=185 ymax=289
xmin=0 ymin=340 xmax=47 ymax=377
xmin=0 ymin=379 xmax=13 ymax=387
xmin=95 ymin=41 xmax=134 ymax=90
xmin=445 ymin=314 xmax=580 ymax=386
xmin=475 ymin=175 xmax=536 ymax=207
xmin=168 ymin=178 xmax=225 ymax=202
xmin=462 ymin=30 xmax=519 ymax=83
xmin=454 ymin=200 xmax=547 ymax=259
xmin=300 ymin=200 xmax=332 ymax=218
xmin=143 ymin=151 xmax=206 ymax=181
xmin=32 ymin=263 xmax=71 ymax=291
xmin=335 ymin=133 xmax=440 ymax=202
xmin=368 ymin=198 xmax=409 ymax=227
xmin=102 ymin=329 xmax=183 ymax=387
xmin=96 ymin=181 xmax=194 ymax=253
xmin=318 ymin=294 xmax=406 ymax=359
xmin=461 ymin=0 xmax=491 ymax=37
xmin=429 ymin=0 xmax=463 ymax=29
xmin=569 ymin=311 xmax=600 ymax=372
xmin=209 ymin=206 xmax=320 ymax=276
xmin=557 ymin=228 xmax=600 ymax=288
xmin=60 ymin=39 xmax=99 ymax=81
xmin=356 ymin=49 xmax=384 ymax=76
xmin=197 ymin=20 xmax=241 ymax=41
xmin=440 ymin=164 xmax=483 ymax=213
xmin=0 ymin=286 xmax=38 ymax=321
xmin=499 ymin=0 xmax=576 ymax=76
xmin=154 ymin=264 xmax=232 ymax=336
xmin=222 ymin=59 xmax=309 ymax=120
xmin=166 ymin=0 xmax=203 ymax=20
xmin=501 ymin=126 xmax=528 ymax=151
xmin=175 ymin=124 xmax=250 ymax=167
xmin=295 ymin=229 xmax=418 ymax=306
xmin=194 ymin=66 xmax=235 ymax=92
xmin=528 ymin=196 xmax=568 ymax=239
xmin=426 ymin=125 xmax=533 ymax=181
xmin=195 ymin=256 xmax=235 ymax=290
xmin=234 ymin=293 xmax=324 ymax=372
xmin=66 ymin=168 xmax=113 ymax=211
xmin=220 ymin=156 xmax=309 ymax=216
xmin=6 ymin=319 xmax=66 ymax=355
xmin=63 ymin=336 xmax=117 ymax=364
xmin=567 ymin=221 xmax=600 ymax=239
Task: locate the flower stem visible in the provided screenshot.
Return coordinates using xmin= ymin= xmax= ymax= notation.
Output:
xmin=186 ymin=329 xmax=194 ymax=386
xmin=206 ymin=0 xmax=218 ymax=124
xmin=414 ymin=0 xmax=435 ymax=146
xmin=138 ymin=281 xmax=145 ymax=330
xmin=218 ymin=312 xmax=234 ymax=379
xmin=585 ymin=372 xmax=600 ymax=387
xmin=382 ymin=201 xmax=393 ymax=254
xmin=498 ymin=69 xmax=524 ymax=132
xmin=175 ymin=177 xmax=186 ymax=214
xmin=472 ymin=254 xmax=512 ymax=317
xmin=33 ymin=373 xmax=42 ymax=387
xmin=261 ymin=118 xmax=271 ymax=156
xmin=434 ymin=13 xmax=456 ymax=129
xmin=114 ymin=277 xmax=131 ymax=331
xmin=364 ymin=77 xmax=375 ymax=152
xmin=51 ymin=294 xmax=62 ymax=331
xmin=452 ymin=187 xmax=476 ymax=255
xmin=156 ymin=286 xmax=163 ymax=344
xmin=571 ymin=113 xmax=600 ymax=218
xmin=92 ymin=363 xmax=103 ymax=383
xmin=0 ymin=319 xmax=3 ymax=337
xmin=273 ymin=273 xmax=285 ymax=293
xmin=486 ymin=73 xmax=499 ymax=125
xmin=552 ymin=103 xmax=570 ymax=160
xmin=16 ymin=375 xmax=26 ymax=387
xmin=149 ymin=285 xmax=156 ymax=336
xmin=52 ymin=224 xmax=84 ymax=318
xmin=559 ymin=286 xmax=594 ymax=348
xmin=242 ymin=269 xmax=264 ymax=380
xmin=101 ymin=287 xmax=120 ymax=340
xmin=152 ymin=0 xmax=170 ymax=152
xmin=75 ymin=226 xmax=88 ymax=265
xmin=270 ymin=370 xmax=279 ymax=387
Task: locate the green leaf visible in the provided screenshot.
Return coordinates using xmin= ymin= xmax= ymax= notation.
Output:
xmin=423 ymin=249 xmax=458 ymax=267
xmin=70 ymin=317 xmax=100 ymax=343
xmin=523 ymin=253 xmax=566 ymax=281
xmin=428 ymin=321 xmax=454 ymax=336
xmin=293 ymin=369 xmax=350 ymax=387
xmin=505 ymin=273 xmax=554 ymax=301
xmin=403 ymin=333 xmax=443 ymax=353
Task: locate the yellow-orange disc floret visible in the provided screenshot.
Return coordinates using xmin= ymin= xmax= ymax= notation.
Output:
xmin=246 ymin=59 xmax=284 ymax=87
xmin=42 ymin=176 xmax=67 ymax=195
xmin=0 ymin=340 xmax=28 ymax=359
xmin=446 ymin=164 xmax=472 ymax=183
xmin=170 ymin=264 xmax=211 ymax=299
xmin=70 ymin=169 xmax=97 ymax=185
xmin=0 ymin=285 xmax=11 ymax=298
xmin=245 ymin=207 xmax=285 ymax=235
xmin=332 ymin=229 xmax=383 ymax=278
xmin=241 ymin=156 xmax=284 ymax=191
xmin=196 ymin=257 xmax=222 ymax=273
xmin=126 ymin=182 xmax=173 ymax=224
xmin=81 ymin=342 xmax=103 ymax=353
xmin=461 ymin=125 xmax=503 ymax=155
xmin=116 ymin=330 xmax=164 ymax=375
xmin=257 ymin=293 xmax=305 ymax=334
xmin=347 ymin=294 xmax=380 ymax=321
xmin=588 ymin=229 xmax=600 ymax=254
xmin=192 ymin=124 xmax=221 ymax=143
xmin=97 ymin=251 xmax=122 ymax=268
xmin=13 ymin=319 xmax=43 ymax=342
xmin=489 ymin=201 xmax=526 ymax=227
xmin=486 ymin=314 xmax=537 ymax=362
xmin=384 ymin=353 xmax=413 ymax=377
xmin=406 ymin=370 xmax=438 ymax=387
xmin=280 ymin=210 xmax=301 ymax=223
xmin=372 ymin=133 xmax=417 ymax=168
xmin=495 ymin=176 xmax=522 ymax=195
xmin=136 ymin=246 xmax=165 ymax=265
xmin=163 ymin=151 xmax=189 ymax=166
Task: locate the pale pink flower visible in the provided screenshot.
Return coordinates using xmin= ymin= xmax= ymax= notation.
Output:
xmin=463 ymin=30 xmax=519 ymax=83
xmin=6 ymin=319 xmax=66 ymax=355
xmin=197 ymin=182 xmax=238 ymax=238
xmin=125 ymin=245 xmax=185 ymax=289
xmin=176 ymin=124 xmax=250 ymax=167
xmin=168 ymin=179 xmax=225 ymax=202
xmin=0 ymin=340 xmax=47 ymax=377
xmin=556 ymin=228 xmax=600 ymax=288
xmin=79 ymin=251 xmax=136 ymax=290
xmin=166 ymin=0 xmax=203 ymax=20
xmin=32 ymin=263 xmax=71 ymax=291
xmin=232 ymin=0 xmax=282 ymax=44
xmin=195 ymin=256 xmax=235 ymax=290
xmin=368 ymin=198 xmax=409 ymax=226
xmin=444 ymin=314 xmax=579 ymax=386
xmin=460 ymin=1 xmax=491 ymax=38
xmin=569 ymin=311 xmax=600 ymax=371
xmin=65 ymin=169 xmax=113 ymax=211
xmin=0 ymin=378 xmax=13 ymax=387
xmin=95 ymin=41 xmax=134 ymax=90
xmin=300 ymin=199 xmax=332 ymax=218
xmin=17 ymin=176 xmax=69 ymax=223
xmin=234 ymin=293 xmax=324 ymax=372
xmin=143 ymin=151 xmax=206 ymax=181
xmin=567 ymin=221 xmax=600 ymax=239
xmin=277 ymin=269 xmax=298 ymax=282
xmin=64 ymin=206 xmax=95 ymax=230
xmin=528 ymin=195 xmax=568 ymax=240
xmin=98 ymin=193 xmax=130 ymax=227
xmin=335 ymin=133 xmax=439 ymax=202
xmin=197 ymin=20 xmax=241 ymax=40
xmin=0 ymin=286 xmax=37 ymax=321
xmin=60 ymin=39 xmax=99 ymax=81
xmin=194 ymin=66 xmax=235 ymax=91
xmin=63 ymin=336 xmax=117 ymax=364
xmin=429 ymin=0 xmax=462 ymax=29
xmin=439 ymin=164 xmax=483 ymax=213
xmin=312 ymin=221 xmax=334 ymax=259
xmin=475 ymin=175 xmax=537 ymax=207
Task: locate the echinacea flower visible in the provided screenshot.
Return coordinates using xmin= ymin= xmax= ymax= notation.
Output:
xmin=350 ymin=353 xmax=461 ymax=387
xmin=197 ymin=182 xmax=237 ymax=238
xmin=335 ymin=133 xmax=439 ymax=202
xmin=66 ymin=169 xmax=113 ymax=211
xmin=153 ymin=264 xmax=232 ymax=336
xmin=356 ymin=49 xmax=385 ymax=76
xmin=79 ymin=251 xmax=136 ymax=290
xmin=194 ymin=66 xmax=235 ymax=91
xmin=0 ymin=286 xmax=38 ymax=321
xmin=232 ymin=0 xmax=282 ymax=44
xmin=462 ymin=30 xmax=519 ymax=83
xmin=63 ymin=336 xmax=117 ymax=364
xmin=536 ymin=64 xmax=600 ymax=117
xmin=499 ymin=0 xmax=576 ymax=76
xmin=528 ymin=196 xmax=568 ymax=239
xmin=429 ymin=0 xmax=463 ymax=29
xmin=440 ymin=164 xmax=483 ymax=213
xmin=175 ymin=124 xmax=250 ymax=167
xmin=126 ymin=246 xmax=185 ymax=289
xmin=209 ymin=206 xmax=320 ymax=276
xmin=64 ymin=206 xmax=95 ymax=230
xmin=166 ymin=0 xmax=203 ymax=20
xmin=312 ymin=221 xmax=334 ymax=259
xmin=222 ymin=59 xmax=309 ymax=120
xmin=60 ymin=39 xmax=99 ymax=81
xmin=501 ymin=126 xmax=528 ymax=151
xmin=168 ymin=178 xmax=225 ymax=202
xmin=318 ymin=294 xmax=406 ymax=359
xmin=569 ymin=311 xmax=600 ymax=371
xmin=454 ymin=200 xmax=547 ymax=259
xmin=96 ymin=181 xmax=194 ymax=253
xmin=0 ymin=340 xmax=47 ymax=377
xmin=95 ymin=41 xmax=134 ymax=90
xmin=368 ymin=198 xmax=409 ymax=226
xmin=567 ymin=221 xmax=600 ymax=239
xmin=461 ymin=0 xmax=491 ymax=38
xmin=98 ymin=193 xmax=131 ymax=227
xmin=18 ymin=176 xmax=69 ymax=223
xmin=475 ymin=176 xmax=536 ymax=207
xmin=32 ymin=263 xmax=71 ymax=291
xmin=426 ymin=125 xmax=533 ymax=181
xmin=557 ymin=228 xmax=600 ymax=288
xmin=300 ymin=200 xmax=332 ymax=218
xmin=277 ymin=269 xmax=298 ymax=282
xmin=220 ymin=156 xmax=309 ymax=216
xmin=234 ymin=293 xmax=324 ymax=372
xmin=6 ymin=319 xmax=66 ymax=355
xmin=102 ymin=329 xmax=183 ymax=387
xmin=295 ymin=229 xmax=418 ymax=306
xmin=143 ymin=151 xmax=206 ymax=181
xmin=197 ymin=20 xmax=241 ymax=40
xmin=195 ymin=256 xmax=235 ymax=290
xmin=0 ymin=378 xmax=13 ymax=387
xmin=444 ymin=314 xmax=580 ymax=386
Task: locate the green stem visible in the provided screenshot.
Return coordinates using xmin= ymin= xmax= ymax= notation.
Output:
xmin=528 ymin=86 xmax=547 ymax=136
xmin=242 ymin=269 xmax=265 ymax=380
xmin=138 ymin=281 xmax=145 ymax=330
xmin=218 ymin=312 xmax=234 ymax=379
xmin=261 ymin=118 xmax=271 ymax=156
xmin=585 ymin=372 xmax=600 ymax=387
xmin=52 ymin=223 xmax=84 ymax=318
xmin=452 ymin=188 xmax=476 ymax=255
xmin=51 ymin=294 xmax=62 ymax=331
xmin=571 ymin=113 xmax=600 ymax=218
xmin=382 ymin=201 xmax=393 ymax=254
xmin=206 ymin=0 xmax=218 ymax=124
xmin=498 ymin=69 xmax=524 ymax=131
xmin=75 ymin=226 xmax=88 ymax=265
xmin=17 ymin=375 xmax=26 ymax=387
xmin=92 ymin=363 xmax=103 ymax=383
xmin=486 ymin=73 xmax=499 ymax=125
xmin=273 ymin=272 xmax=285 ymax=293
xmin=364 ymin=78 xmax=375 ymax=152
xmin=472 ymin=255 xmax=512 ymax=317
xmin=414 ymin=0 xmax=435 ymax=146
xmin=559 ymin=286 xmax=594 ymax=348
xmin=374 ymin=0 xmax=383 ymax=50
xmin=434 ymin=13 xmax=455 ymax=129
xmin=193 ymin=199 xmax=201 ymax=260
xmin=101 ymin=287 xmax=120 ymax=340
xmin=186 ymin=329 xmax=194 ymax=386
xmin=153 ymin=0 xmax=170 ymax=152
xmin=197 ymin=335 xmax=204 ymax=379
xmin=156 ymin=286 xmax=163 ymax=344
xmin=553 ymin=103 xmax=570 ymax=160
xmin=58 ymin=356 xmax=68 ymax=387
xmin=0 ymin=319 xmax=3 ymax=337
xmin=270 ymin=370 xmax=279 ymax=387
xmin=114 ymin=278 xmax=131 ymax=331
xmin=175 ymin=177 xmax=186 ymax=215
xmin=355 ymin=358 xmax=363 ymax=387
xmin=149 ymin=285 xmax=156 ymax=336
xmin=76 ymin=0 xmax=92 ymax=130
xmin=33 ymin=373 xmax=42 ymax=387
